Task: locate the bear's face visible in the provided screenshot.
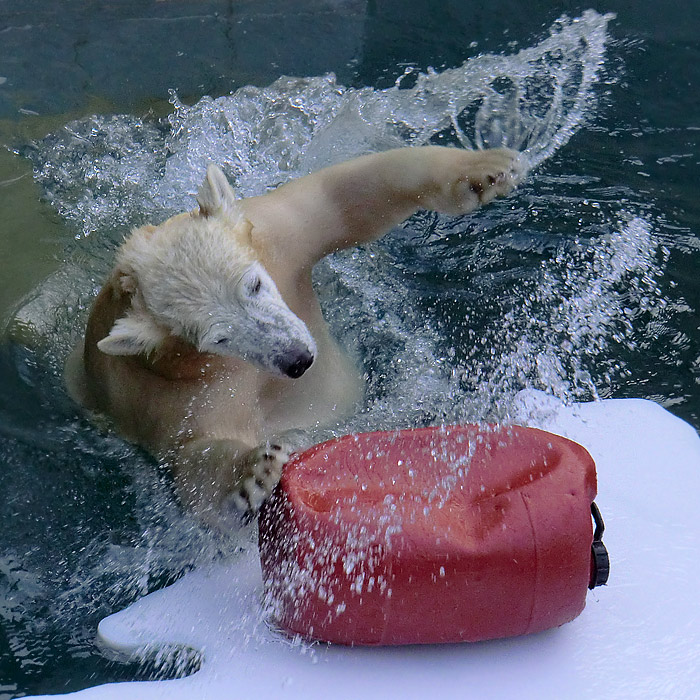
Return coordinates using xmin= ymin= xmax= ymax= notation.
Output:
xmin=96 ymin=165 xmax=316 ymax=379
xmin=195 ymin=260 xmax=316 ymax=378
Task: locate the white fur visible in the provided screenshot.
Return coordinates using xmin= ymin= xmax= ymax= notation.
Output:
xmin=197 ymin=162 xmax=241 ymax=218
xmin=99 ymin=169 xmax=316 ymax=375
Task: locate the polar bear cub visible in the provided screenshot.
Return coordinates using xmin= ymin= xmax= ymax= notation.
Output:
xmin=66 ymin=146 xmax=523 ymax=525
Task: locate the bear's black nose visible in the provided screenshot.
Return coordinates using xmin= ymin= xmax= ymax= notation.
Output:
xmin=283 ymin=351 xmax=314 ymax=378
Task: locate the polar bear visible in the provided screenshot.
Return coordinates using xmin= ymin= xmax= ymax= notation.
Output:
xmin=66 ymin=146 xmax=523 ymax=525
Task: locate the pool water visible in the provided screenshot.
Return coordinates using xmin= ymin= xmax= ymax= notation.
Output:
xmin=1 ymin=2 xmax=699 ymax=697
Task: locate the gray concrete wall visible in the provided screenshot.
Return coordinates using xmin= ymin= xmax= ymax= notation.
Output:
xmin=0 ymin=0 xmax=367 ymax=118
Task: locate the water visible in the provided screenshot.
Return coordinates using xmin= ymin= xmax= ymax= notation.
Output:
xmin=1 ymin=2 xmax=699 ymax=697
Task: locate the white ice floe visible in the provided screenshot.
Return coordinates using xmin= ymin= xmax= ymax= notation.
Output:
xmin=27 ymin=392 xmax=700 ymax=700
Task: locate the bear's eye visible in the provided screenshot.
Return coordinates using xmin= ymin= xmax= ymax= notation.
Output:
xmin=247 ymin=276 xmax=262 ymax=296
xmin=213 ymin=336 xmax=229 ymax=346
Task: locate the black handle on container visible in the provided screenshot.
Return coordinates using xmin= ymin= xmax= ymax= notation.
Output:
xmin=589 ymin=501 xmax=610 ymax=589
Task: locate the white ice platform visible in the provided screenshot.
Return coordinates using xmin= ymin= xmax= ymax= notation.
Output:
xmin=29 ymin=393 xmax=700 ymax=700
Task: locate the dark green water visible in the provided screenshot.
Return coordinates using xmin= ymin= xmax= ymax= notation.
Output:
xmin=1 ymin=1 xmax=699 ymax=697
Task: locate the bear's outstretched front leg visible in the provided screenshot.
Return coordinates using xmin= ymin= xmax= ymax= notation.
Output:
xmin=320 ymin=146 xmax=525 ymax=250
xmin=245 ymin=146 xmax=524 ymax=265
xmin=169 ymin=438 xmax=289 ymax=525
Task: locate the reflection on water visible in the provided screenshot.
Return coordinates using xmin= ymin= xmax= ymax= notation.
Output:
xmin=0 ymin=7 xmax=698 ymax=697
xmin=0 ymin=149 xmax=63 ymax=316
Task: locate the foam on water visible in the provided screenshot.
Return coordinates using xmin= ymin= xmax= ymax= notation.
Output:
xmin=5 ymin=7 xmax=686 ymax=687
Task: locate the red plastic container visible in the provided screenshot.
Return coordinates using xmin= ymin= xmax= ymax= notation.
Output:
xmin=259 ymin=424 xmax=600 ymax=646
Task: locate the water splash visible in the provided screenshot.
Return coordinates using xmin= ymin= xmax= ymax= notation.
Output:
xmin=458 ymin=10 xmax=614 ymax=166
xmin=25 ymin=10 xmax=613 ymax=244
xmin=455 ymin=216 xmax=664 ymax=419
xmin=162 ymin=10 xmax=612 ymax=185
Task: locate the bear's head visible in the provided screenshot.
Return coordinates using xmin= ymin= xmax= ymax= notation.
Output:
xmin=96 ymin=165 xmax=316 ymax=379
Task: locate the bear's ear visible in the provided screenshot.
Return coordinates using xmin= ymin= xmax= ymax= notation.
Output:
xmin=197 ymin=164 xmax=238 ymax=217
xmin=97 ymin=311 xmax=169 ymax=356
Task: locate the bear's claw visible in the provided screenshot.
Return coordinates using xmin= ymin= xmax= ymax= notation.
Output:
xmin=227 ymin=443 xmax=290 ymax=515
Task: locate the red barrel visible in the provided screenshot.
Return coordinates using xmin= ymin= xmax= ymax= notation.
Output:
xmin=259 ymin=424 xmax=601 ymax=646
